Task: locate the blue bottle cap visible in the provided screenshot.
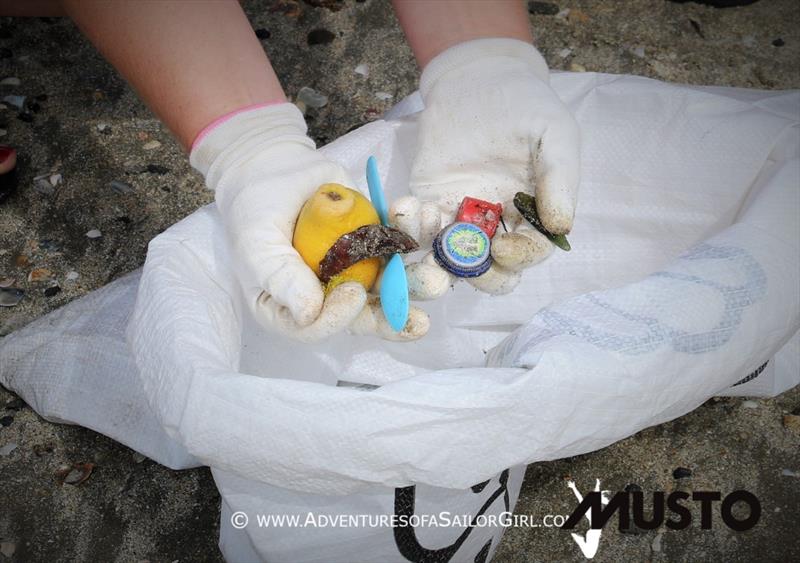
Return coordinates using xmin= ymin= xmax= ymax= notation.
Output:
xmin=432 ymin=222 xmax=492 ymax=278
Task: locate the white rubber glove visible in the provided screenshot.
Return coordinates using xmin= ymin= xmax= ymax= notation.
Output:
xmin=391 ymin=38 xmax=580 ymax=298
xmin=190 ymin=103 xmax=428 ymax=342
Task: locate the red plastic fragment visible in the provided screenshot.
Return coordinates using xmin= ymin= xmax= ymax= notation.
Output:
xmin=455 ymin=197 xmax=503 ymax=238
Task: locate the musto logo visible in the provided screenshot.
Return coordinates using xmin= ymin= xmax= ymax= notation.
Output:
xmin=563 ymin=480 xmax=761 ymax=559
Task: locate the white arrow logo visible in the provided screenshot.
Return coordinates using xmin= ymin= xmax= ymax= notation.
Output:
xmin=567 ymin=480 xmax=610 ymax=559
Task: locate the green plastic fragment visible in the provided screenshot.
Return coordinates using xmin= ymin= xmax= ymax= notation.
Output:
xmin=513 ymin=192 xmax=571 ymax=251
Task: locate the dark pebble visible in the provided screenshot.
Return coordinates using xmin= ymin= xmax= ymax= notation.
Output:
xmin=624 ymin=483 xmax=642 ymax=492
xmin=0 ymin=168 xmax=18 ymax=205
xmin=160 ymin=186 xmax=171 ymax=192
xmin=44 ymin=285 xmax=61 ymax=297
xmin=0 ymin=48 xmax=11 ymax=59
xmin=772 ymin=38 xmax=785 ymax=47
xmin=36 ymin=93 xmax=48 ymax=102
xmin=307 ymin=28 xmax=335 ymax=46
xmin=28 ymin=101 xmax=41 ymax=113
xmin=689 ymin=18 xmax=705 ymax=39
xmin=528 ymin=1 xmax=560 ymax=15
xmin=38 ymin=239 xmax=60 ymax=252
xmin=255 ymin=28 xmax=271 ymax=40
xmin=0 ymin=415 xmax=13 ymax=427
xmin=146 ymin=164 xmax=170 ymax=175
xmin=5 ymin=397 xmax=25 ymax=410
xmin=673 ymin=467 xmax=693 ymax=479
xmin=17 ymin=112 xmax=34 ymax=123
xmin=115 ymin=215 xmax=132 ymax=225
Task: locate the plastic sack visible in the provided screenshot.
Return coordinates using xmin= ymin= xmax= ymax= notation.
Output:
xmin=1 ymin=73 xmax=798 ymax=562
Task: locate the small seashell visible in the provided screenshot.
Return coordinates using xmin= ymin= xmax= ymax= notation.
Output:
xmin=374 ymin=92 xmax=393 ymax=101
xmin=57 ymin=462 xmax=94 ymax=485
xmin=569 ymin=62 xmax=587 ymax=73
xmin=0 ymin=76 xmax=20 ymax=86
xmin=558 ymin=48 xmax=573 ymax=58
xmin=651 ymin=532 xmax=663 ymax=552
xmin=97 ymin=122 xmax=110 ymax=132
xmin=354 ymin=63 xmax=369 ymax=78
xmin=0 ymin=442 xmax=17 ymax=456
xmin=86 ymin=229 xmax=102 ymax=239
xmin=27 ymin=268 xmax=53 ymax=283
xmin=33 ymin=175 xmax=54 ymax=195
xmin=297 ymin=86 xmax=328 ymax=109
xmin=65 ymin=270 xmax=79 ymax=281
xmin=0 ymin=128 xmax=6 ymax=137
xmin=2 ymin=94 xmax=25 ymax=110
xmin=142 ymin=140 xmax=161 ymax=150
xmin=0 ymin=276 xmax=14 ymax=287
xmin=0 ymin=287 xmax=24 ymax=307
xmin=742 ymin=400 xmax=759 ymax=409
xmin=49 ymin=173 xmax=62 ymax=186
xmin=109 ymin=180 xmax=133 ymax=194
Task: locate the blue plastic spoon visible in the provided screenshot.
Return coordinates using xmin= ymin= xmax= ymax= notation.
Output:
xmin=366 ymin=156 xmax=409 ymax=332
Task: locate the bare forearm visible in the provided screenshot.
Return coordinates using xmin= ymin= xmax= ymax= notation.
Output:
xmin=392 ymin=0 xmax=533 ymax=69
xmin=61 ymin=0 xmax=285 ymax=149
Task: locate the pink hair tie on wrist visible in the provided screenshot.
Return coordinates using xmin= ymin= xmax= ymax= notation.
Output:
xmin=191 ymin=101 xmax=284 ymax=151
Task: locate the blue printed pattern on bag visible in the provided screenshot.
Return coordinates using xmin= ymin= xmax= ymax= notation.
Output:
xmin=523 ymin=243 xmax=767 ymax=356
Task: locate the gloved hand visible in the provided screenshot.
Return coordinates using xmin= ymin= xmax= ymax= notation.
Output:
xmin=391 ymin=38 xmax=580 ymax=298
xmin=190 ymin=103 xmax=428 ymax=342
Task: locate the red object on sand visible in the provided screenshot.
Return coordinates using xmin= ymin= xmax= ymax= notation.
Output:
xmin=455 ymin=197 xmax=503 ymax=238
